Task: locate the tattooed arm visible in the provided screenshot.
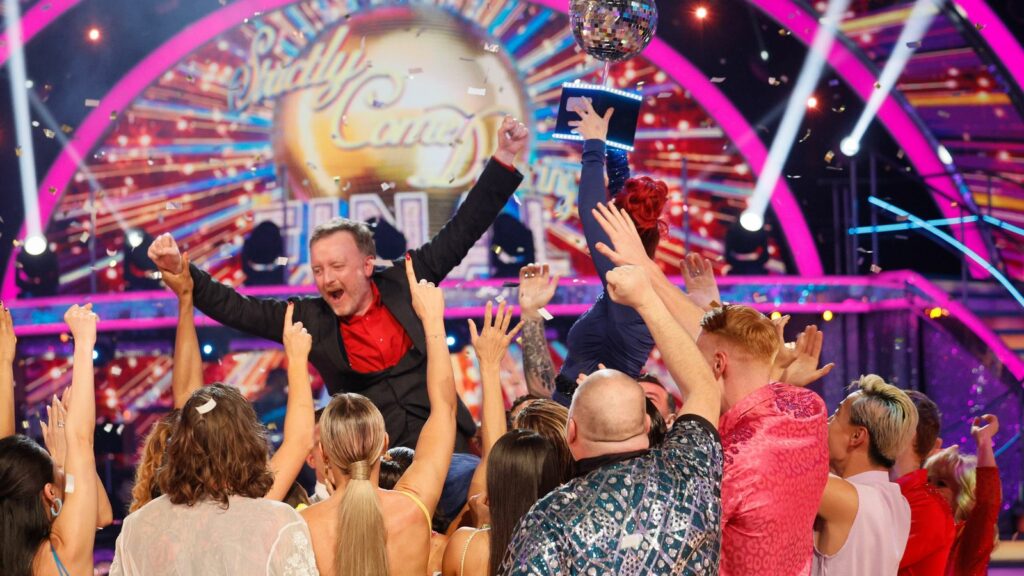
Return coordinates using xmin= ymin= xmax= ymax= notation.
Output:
xmin=518 ymin=264 xmax=559 ymax=399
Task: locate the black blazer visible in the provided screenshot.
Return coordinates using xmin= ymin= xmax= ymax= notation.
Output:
xmin=189 ymin=159 xmax=524 ymax=451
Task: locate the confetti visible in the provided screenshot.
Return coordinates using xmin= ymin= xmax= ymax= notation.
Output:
xmin=656 ymin=91 xmax=673 ymax=98
xmin=753 ymin=292 xmax=768 ymax=303
xmin=110 ymin=365 xmax=122 ymax=376
xmin=48 ymin=186 xmax=57 ymax=195
xmin=165 ymin=202 xmax=180 ymax=210
xmin=870 ymin=264 xmax=882 ymax=274
xmin=109 ymin=110 xmax=118 ymax=121
xmin=43 ymin=129 xmax=55 ymax=139
xmin=873 ymin=82 xmax=882 ymax=90
xmin=799 ymin=129 xmax=811 ymax=143
xmin=710 ymin=77 xmax=726 ymax=84
xmin=768 ymin=77 xmax=781 ymax=86
xmin=831 ymin=104 xmax=846 ymax=113
xmin=467 ymin=86 xmax=487 ymax=96
xmin=538 ymin=307 xmax=554 ymax=321
xmin=906 ymin=41 xmax=922 ymax=49
xmin=60 ymin=124 xmax=72 ymax=134
xmin=275 ymin=256 xmax=289 ymax=266
xmin=975 ymin=22 xmax=986 ymax=31
xmin=495 ymin=294 xmax=506 ymax=304
xmin=937 ymin=110 xmax=950 ymax=119
xmin=31 ymin=121 xmax=39 ymax=127
xmin=484 ymin=42 xmax=500 ymax=53
xmin=785 ymin=174 xmax=802 ymax=179
xmin=896 ymin=149 xmax=905 ymax=159
xmin=824 ymin=150 xmax=835 ymax=163
xmin=15 ymin=146 xmax=21 ymax=157
xmin=778 ymin=28 xmax=791 ymax=36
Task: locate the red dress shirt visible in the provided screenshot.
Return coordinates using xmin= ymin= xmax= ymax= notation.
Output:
xmin=946 ymin=466 xmax=1001 ymax=576
xmin=897 ymin=468 xmax=955 ymax=576
xmin=719 ymin=382 xmax=829 ymax=576
xmin=339 ymin=283 xmax=412 ymax=373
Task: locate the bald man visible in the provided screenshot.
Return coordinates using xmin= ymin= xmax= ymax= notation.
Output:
xmin=502 ymin=265 xmax=723 ymax=575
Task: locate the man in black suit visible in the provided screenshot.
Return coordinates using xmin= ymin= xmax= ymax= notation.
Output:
xmin=148 ymin=117 xmax=529 ymax=451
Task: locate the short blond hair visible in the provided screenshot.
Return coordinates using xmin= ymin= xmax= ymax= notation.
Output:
xmin=848 ymin=375 xmax=918 ymax=468
xmin=699 ymin=304 xmax=779 ymax=363
xmin=925 ymin=445 xmax=977 ymax=523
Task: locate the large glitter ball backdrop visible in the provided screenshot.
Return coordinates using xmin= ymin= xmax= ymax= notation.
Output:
xmin=263 ymin=6 xmax=529 ymax=203
xmin=569 ymin=0 xmax=658 ymax=63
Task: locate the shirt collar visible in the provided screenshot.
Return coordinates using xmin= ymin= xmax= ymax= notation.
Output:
xmin=574 ymin=449 xmax=649 ymax=478
xmin=339 ymin=282 xmax=382 ymax=325
xmin=719 ymin=382 xmax=776 ymax=436
xmin=846 ymin=470 xmax=893 ymax=485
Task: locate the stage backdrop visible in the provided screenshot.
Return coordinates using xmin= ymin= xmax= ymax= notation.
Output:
xmin=41 ymin=0 xmax=790 ymax=295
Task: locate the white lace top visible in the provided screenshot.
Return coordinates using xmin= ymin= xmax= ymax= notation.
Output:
xmin=110 ymin=495 xmax=319 ymax=576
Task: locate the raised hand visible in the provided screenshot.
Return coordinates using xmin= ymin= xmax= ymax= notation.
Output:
xmin=606 ymin=265 xmax=655 ymax=311
xmin=405 ymin=257 xmax=445 ymax=323
xmin=282 ymin=302 xmax=312 ymax=360
xmin=518 ymin=264 xmax=560 ymax=319
xmin=780 ymin=325 xmax=834 ymax=387
xmin=576 ymin=363 xmax=608 ymax=386
xmin=770 ymin=315 xmax=796 ymax=373
xmin=593 ymin=202 xmax=650 ymax=268
xmin=161 ymin=250 xmax=195 ymax=299
xmin=971 ymin=414 xmax=999 ymax=444
xmin=42 ymin=391 xmax=68 ymax=468
xmin=568 ymin=98 xmax=613 ymax=142
xmin=0 ymin=305 xmax=15 ymax=365
xmin=681 ymin=253 xmax=721 ymax=311
xmin=469 ymin=301 xmax=522 ymax=367
xmin=64 ymin=304 xmax=98 ymax=347
xmin=147 ymin=233 xmax=184 ymax=274
xmin=494 ymin=116 xmax=529 ymax=167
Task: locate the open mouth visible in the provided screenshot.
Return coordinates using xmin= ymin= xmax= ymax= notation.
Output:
xmin=327 ymin=289 xmax=344 ymax=303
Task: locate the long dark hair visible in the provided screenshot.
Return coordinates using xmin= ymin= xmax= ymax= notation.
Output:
xmin=0 ymin=435 xmax=56 ymax=576
xmin=487 ymin=430 xmax=562 ymax=576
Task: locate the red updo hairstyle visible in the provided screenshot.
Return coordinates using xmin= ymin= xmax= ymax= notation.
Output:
xmin=612 ymin=176 xmax=669 ymax=258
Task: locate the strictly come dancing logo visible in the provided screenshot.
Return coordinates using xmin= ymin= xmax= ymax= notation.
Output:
xmin=228 ymin=5 xmax=530 ymax=201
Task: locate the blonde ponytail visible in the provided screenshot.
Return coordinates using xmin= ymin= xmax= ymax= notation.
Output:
xmin=320 ymin=394 xmax=389 ymax=576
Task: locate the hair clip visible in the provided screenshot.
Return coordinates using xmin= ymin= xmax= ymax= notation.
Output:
xmin=196 ymin=398 xmax=217 ymax=415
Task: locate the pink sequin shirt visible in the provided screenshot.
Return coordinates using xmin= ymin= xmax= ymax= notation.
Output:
xmin=718 ymin=382 xmax=830 ymax=576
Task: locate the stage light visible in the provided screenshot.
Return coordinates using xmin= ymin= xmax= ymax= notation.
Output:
xmin=822 ymin=310 xmax=834 ymax=322
xmin=23 ymin=234 xmax=47 ymax=256
xmin=937 ymin=144 xmax=954 ymax=166
xmin=126 ymin=229 xmax=145 ymax=249
xmin=87 ymin=27 xmax=101 ymax=42
xmin=202 ymin=343 xmax=214 ymax=356
xmin=928 ymin=307 xmax=945 ymax=319
xmin=695 ymin=6 xmax=708 ymax=19
xmin=745 ymin=0 xmax=852 ymax=237
xmin=760 ymin=50 xmax=769 ymax=61
xmin=770 ymin=311 xmax=783 ymax=320
xmin=807 ymin=96 xmax=819 ymax=109
xmin=16 ymin=242 xmax=58 ymax=297
xmin=840 ymin=137 xmax=860 ymax=157
xmin=446 ymin=335 xmax=456 ymax=348
xmin=739 ymin=211 xmax=764 ymax=232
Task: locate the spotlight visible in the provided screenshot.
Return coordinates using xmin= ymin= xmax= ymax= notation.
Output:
xmin=202 ymin=343 xmax=214 ymax=356
xmin=199 ymin=337 xmax=226 ymax=361
xmin=124 ymin=229 xmax=160 ymax=291
xmin=807 ymin=96 xmax=819 ymax=109
xmin=695 ymin=6 xmax=708 ymax=19
xmin=23 ymin=234 xmax=47 ymax=256
xmin=840 ymin=137 xmax=860 ymax=157
xmin=739 ymin=211 xmax=764 ymax=232
xmin=87 ymin=27 xmax=100 ymax=42
xmin=16 ymin=241 xmax=59 ymax=297
xmin=126 ymin=229 xmax=145 ymax=249
xmin=937 ymin=145 xmax=953 ymax=166
xmin=445 ymin=335 xmax=456 ymax=348
xmin=726 ymin=220 xmax=769 ymax=275
xmin=760 ymin=50 xmax=769 ymax=62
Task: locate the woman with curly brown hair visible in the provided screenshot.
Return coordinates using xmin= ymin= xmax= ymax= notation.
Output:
xmin=109 ymin=303 xmax=318 ymax=576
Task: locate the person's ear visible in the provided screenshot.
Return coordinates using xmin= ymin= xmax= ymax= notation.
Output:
xmin=363 ymin=254 xmax=375 ymax=277
xmin=566 ymin=418 xmax=578 ymax=445
xmin=930 ymin=437 xmax=943 ymax=457
xmin=382 ymin=433 xmax=390 ymax=454
xmin=713 ymin=351 xmax=727 ymax=380
xmin=849 ymin=426 xmax=867 ymax=450
xmin=318 ymin=442 xmax=330 ymax=468
xmin=644 ymin=414 xmax=651 ymax=435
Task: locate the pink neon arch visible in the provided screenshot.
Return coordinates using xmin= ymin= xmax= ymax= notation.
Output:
xmin=2 ymin=0 xmax=827 ymax=300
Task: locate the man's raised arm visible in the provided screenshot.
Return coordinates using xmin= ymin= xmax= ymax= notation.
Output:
xmin=149 ymin=233 xmax=289 ymax=343
xmin=407 ymin=117 xmax=527 ymax=283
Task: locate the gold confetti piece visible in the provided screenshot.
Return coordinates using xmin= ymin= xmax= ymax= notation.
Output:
xmin=824 ymin=150 xmax=835 ymax=163
xmin=710 ymin=77 xmax=726 ymax=84
xmin=48 ymin=186 xmax=57 ymax=195
xmin=43 ymin=129 xmax=55 ymax=139
xmin=873 ymin=82 xmax=882 ymax=89
xmin=267 ymin=422 xmax=278 ymax=431
xmin=778 ymin=28 xmax=791 ymax=36
xmin=870 ymin=264 xmax=882 ymax=274
xmin=493 ymin=245 xmax=502 ymax=254
xmin=109 ymin=110 xmax=118 ymax=121
xmin=467 ymin=86 xmax=487 ymax=96
xmin=832 ymin=104 xmax=846 ymax=113
xmin=768 ymin=77 xmax=780 ymax=86
xmin=275 ymin=256 xmax=289 ymax=266
xmin=186 ymin=74 xmax=195 ymax=83
xmin=15 ymin=146 xmax=21 ymax=157
xmin=975 ymin=22 xmax=985 ymax=31
xmin=799 ymin=128 xmax=811 ymax=143
xmin=484 ymin=42 xmax=499 ymax=53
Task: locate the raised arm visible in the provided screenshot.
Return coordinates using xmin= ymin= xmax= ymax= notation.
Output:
xmin=569 ymin=99 xmax=617 ymax=283
xmin=149 ymin=233 xmax=289 ymax=343
xmin=605 ymin=265 xmax=721 ymax=427
xmin=49 ymin=305 xmax=100 ymax=575
xmin=394 ymin=257 xmax=457 ymax=514
xmin=518 ymin=264 xmax=559 ymax=399
xmin=593 ymin=203 xmax=708 ymax=339
xmin=265 ymin=301 xmax=316 ymax=502
xmin=465 ymin=301 xmax=522 ymax=505
xmin=406 ymin=117 xmax=527 ymax=283
xmin=948 ymin=414 xmax=1001 ymax=574
xmin=0 ymin=305 xmax=15 ymax=438
xmin=157 ymin=247 xmax=204 ymax=408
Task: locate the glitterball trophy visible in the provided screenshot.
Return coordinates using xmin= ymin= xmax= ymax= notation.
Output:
xmin=552 ymin=0 xmax=658 ymax=151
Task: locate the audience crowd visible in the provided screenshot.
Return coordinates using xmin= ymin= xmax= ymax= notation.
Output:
xmin=0 ymin=113 xmax=1004 ymax=575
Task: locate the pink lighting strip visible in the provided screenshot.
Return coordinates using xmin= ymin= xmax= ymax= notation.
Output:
xmin=0 ymin=0 xmax=824 ymax=303
xmin=750 ymin=0 xmax=991 ymax=278
xmin=953 ymin=0 xmax=1024 ymax=107
xmin=0 ymin=0 xmax=83 ymax=66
